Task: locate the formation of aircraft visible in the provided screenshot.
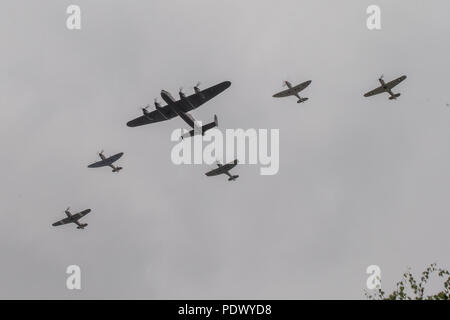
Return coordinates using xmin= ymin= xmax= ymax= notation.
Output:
xmin=364 ymin=75 xmax=407 ymax=100
xmin=52 ymin=207 xmax=91 ymax=229
xmin=272 ymin=80 xmax=312 ymax=103
xmin=127 ymin=81 xmax=231 ymax=139
xmin=53 ymin=81 xmax=240 ymax=229
xmin=205 ymin=159 xmax=239 ymax=181
xmin=55 ymin=74 xmax=408 ymax=229
xmin=88 ymin=150 xmax=124 ymax=173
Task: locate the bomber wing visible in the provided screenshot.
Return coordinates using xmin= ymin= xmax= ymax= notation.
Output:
xmin=177 ymin=81 xmax=231 ymax=113
xmin=126 ymin=106 xmax=177 ymax=127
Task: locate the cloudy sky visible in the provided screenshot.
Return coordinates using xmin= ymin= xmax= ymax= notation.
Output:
xmin=0 ymin=0 xmax=449 ymax=299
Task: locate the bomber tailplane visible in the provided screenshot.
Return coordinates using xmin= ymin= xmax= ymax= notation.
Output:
xmin=181 ymin=115 xmax=218 ymax=140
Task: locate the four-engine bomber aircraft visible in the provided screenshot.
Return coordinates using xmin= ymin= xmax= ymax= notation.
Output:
xmin=273 ymin=80 xmax=312 ymax=103
xmin=52 ymin=207 xmax=91 ymax=229
xmin=205 ymin=159 xmax=239 ymax=181
xmin=88 ymin=150 xmax=124 ymax=173
xmin=364 ymin=75 xmax=407 ymax=100
xmin=127 ymin=81 xmax=231 ymax=139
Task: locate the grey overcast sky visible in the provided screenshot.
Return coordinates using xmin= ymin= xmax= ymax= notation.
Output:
xmin=0 ymin=0 xmax=449 ymax=299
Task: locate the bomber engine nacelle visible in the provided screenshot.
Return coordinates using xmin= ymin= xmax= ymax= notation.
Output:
xmin=179 ymin=88 xmax=187 ymax=100
xmin=194 ymin=82 xmax=205 ymax=99
xmin=155 ymin=103 xmax=169 ymax=120
xmin=142 ymin=104 xmax=150 ymax=115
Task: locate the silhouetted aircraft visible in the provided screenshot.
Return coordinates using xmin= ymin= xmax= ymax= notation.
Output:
xmin=364 ymin=75 xmax=407 ymax=100
xmin=273 ymin=80 xmax=312 ymax=103
xmin=127 ymin=81 xmax=231 ymax=139
xmin=205 ymin=159 xmax=239 ymax=181
xmin=52 ymin=207 xmax=91 ymax=229
xmin=88 ymin=150 xmax=123 ymax=173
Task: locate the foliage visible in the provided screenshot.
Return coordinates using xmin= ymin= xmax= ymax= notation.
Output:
xmin=366 ymin=263 xmax=449 ymax=300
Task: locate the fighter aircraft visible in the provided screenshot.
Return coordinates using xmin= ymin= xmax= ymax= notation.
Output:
xmin=87 ymin=150 xmax=123 ymax=173
xmin=127 ymin=81 xmax=231 ymax=139
xmin=52 ymin=207 xmax=91 ymax=229
xmin=272 ymin=80 xmax=312 ymax=103
xmin=364 ymin=75 xmax=407 ymax=100
xmin=205 ymin=159 xmax=239 ymax=181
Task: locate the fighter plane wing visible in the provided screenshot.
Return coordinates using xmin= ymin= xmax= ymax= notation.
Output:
xmin=364 ymin=86 xmax=386 ymax=97
xmin=273 ymin=80 xmax=311 ymax=97
xmin=52 ymin=217 xmax=73 ymax=226
xmin=273 ymin=89 xmax=293 ymax=98
xmin=384 ymin=75 xmax=407 ymax=89
xmin=88 ymin=153 xmax=124 ymax=168
xmin=127 ymin=81 xmax=231 ymax=127
xmin=71 ymin=209 xmax=91 ymax=220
